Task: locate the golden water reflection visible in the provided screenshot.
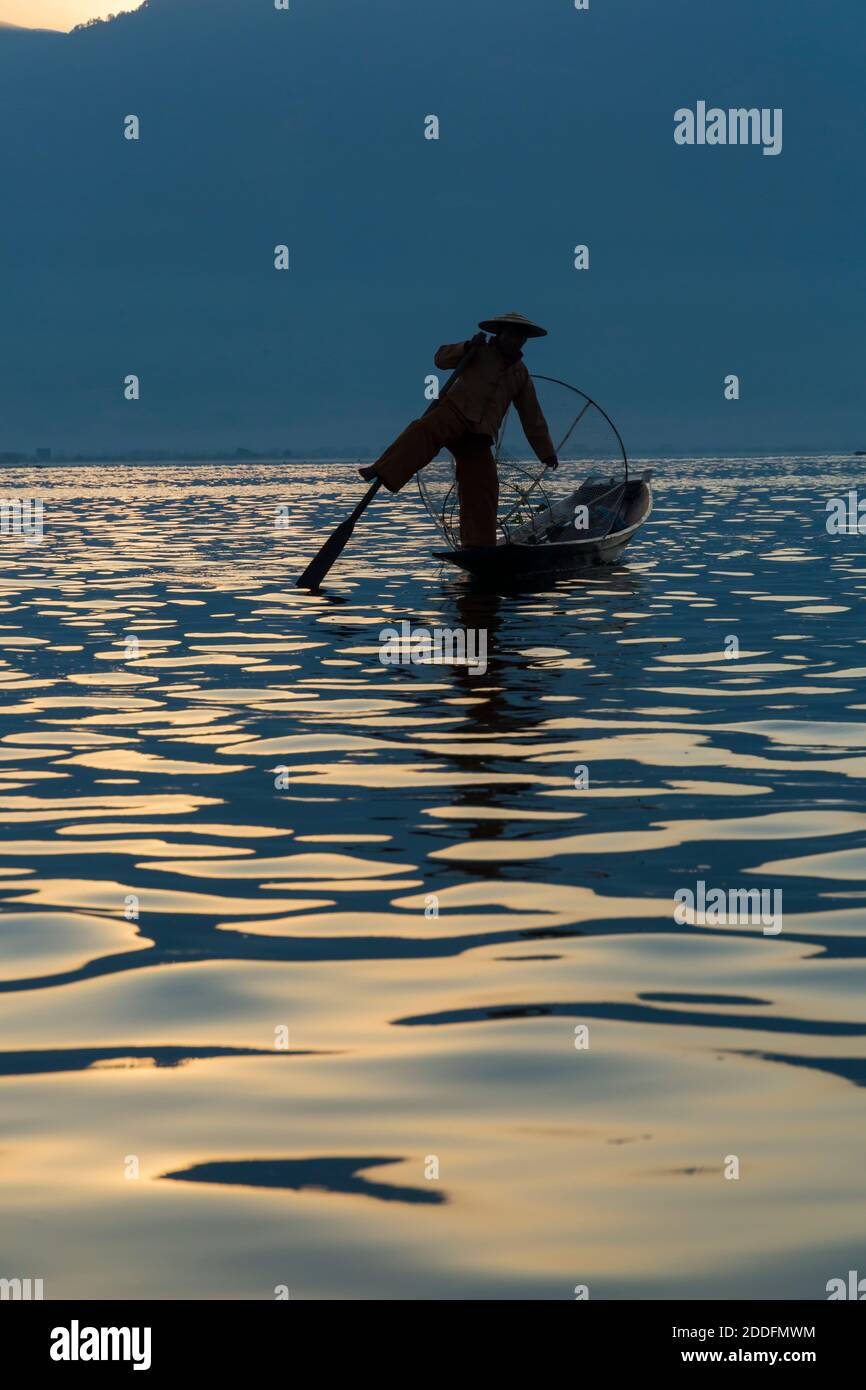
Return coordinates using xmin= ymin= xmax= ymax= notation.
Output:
xmin=0 ymin=457 xmax=864 ymax=1298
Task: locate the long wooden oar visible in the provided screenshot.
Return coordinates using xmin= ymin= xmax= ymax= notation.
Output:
xmin=296 ymin=341 xmax=480 ymax=589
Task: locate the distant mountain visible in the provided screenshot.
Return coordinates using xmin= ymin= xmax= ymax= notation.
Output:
xmin=0 ymin=0 xmax=863 ymax=455
xmin=0 ymin=20 xmax=62 ymax=38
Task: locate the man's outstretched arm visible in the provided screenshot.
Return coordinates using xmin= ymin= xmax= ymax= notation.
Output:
xmin=514 ymin=371 xmax=558 ymax=467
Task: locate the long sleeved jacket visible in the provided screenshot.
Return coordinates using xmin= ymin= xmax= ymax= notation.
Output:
xmin=433 ymin=340 xmax=556 ymax=461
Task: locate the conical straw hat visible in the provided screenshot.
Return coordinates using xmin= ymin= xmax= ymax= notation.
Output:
xmin=478 ymin=311 xmax=547 ymax=338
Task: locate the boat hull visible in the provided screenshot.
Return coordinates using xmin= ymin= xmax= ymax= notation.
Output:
xmin=434 ymin=479 xmax=652 ymax=578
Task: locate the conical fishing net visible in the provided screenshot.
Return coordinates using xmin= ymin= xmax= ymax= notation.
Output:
xmin=418 ymin=375 xmax=628 ymax=549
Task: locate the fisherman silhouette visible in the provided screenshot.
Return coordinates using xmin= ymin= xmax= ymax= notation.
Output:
xmin=359 ymin=313 xmax=559 ymax=548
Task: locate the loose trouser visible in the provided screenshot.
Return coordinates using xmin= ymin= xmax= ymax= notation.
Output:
xmin=373 ymin=399 xmax=500 ymax=548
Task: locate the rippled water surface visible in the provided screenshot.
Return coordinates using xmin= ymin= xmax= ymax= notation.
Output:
xmin=1 ymin=457 xmax=864 ymax=1299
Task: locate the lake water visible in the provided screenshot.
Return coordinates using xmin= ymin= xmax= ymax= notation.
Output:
xmin=0 ymin=456 xmax=863 ymax=1300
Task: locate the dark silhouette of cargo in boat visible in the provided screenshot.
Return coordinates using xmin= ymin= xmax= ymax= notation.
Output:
xmin=434 ymin=468 xmax=653 ymax=578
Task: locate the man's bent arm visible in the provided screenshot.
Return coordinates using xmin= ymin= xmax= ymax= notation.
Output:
xmin=434 ymin=340 xmax=470 ymax=369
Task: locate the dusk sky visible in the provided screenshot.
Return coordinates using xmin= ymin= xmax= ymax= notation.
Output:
xmin=0 ymin=2 xmax=130 ymax=28
xmin=0 ymin=0 xmax=863 ymax=455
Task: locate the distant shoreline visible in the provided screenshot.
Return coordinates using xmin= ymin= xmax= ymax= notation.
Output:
xmin=0 ymin=450 xmax=862 ymax=468
xmin=0 ymin=455 xmax=367 ymax=467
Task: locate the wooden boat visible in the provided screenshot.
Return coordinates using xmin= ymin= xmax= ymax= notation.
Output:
xmin=434 ymin=470 xmax=653 ymax=578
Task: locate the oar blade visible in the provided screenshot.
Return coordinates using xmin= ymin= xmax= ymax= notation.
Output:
xmin=296 ymin=518 xmax=356 ymax=589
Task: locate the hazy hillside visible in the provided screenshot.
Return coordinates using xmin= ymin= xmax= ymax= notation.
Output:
xmin=0 ymin=0 xmax=862 ymax=454
xmin=0 ymin=19 xmax=62 ymax=38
